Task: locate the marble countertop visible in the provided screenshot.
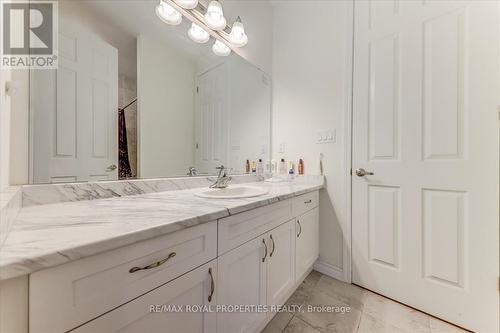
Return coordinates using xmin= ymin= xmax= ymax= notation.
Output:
xmin=0 ymin=178 xmax=323 ymax=280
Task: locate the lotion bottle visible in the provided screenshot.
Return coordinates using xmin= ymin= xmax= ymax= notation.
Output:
xmin=257 ymin=159 xmax=264 ymax=175
xmin=298 ymin=159 xmax=304 ymax=175
xmin=279 ymin=158 xmax=287 ymax=175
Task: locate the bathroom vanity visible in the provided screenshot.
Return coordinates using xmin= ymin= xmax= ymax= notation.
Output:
xmin=0 ymin=176 xmax=322 ymax=333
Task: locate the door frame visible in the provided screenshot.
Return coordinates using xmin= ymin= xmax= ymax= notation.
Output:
xmin=344 ymin=0 xmax=355 ymax=284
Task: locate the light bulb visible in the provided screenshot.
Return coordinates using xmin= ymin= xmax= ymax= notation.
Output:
xmin=212 ymin=40 xmax=231 ymax=56
xmin=155 ymin=0 xmax=182 ymax=25
xmin=204 ymin=0 xmax=226 ymax=31
xmin=175 ymin=0 xmax=198 ymax=9
xmin=188 ymin=22 xmax=210 ymax=43
xmin=229 ymin=17 xmax=248 ymax=47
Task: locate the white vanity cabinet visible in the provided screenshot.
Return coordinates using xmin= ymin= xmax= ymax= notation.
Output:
xmin=295 ymin=207 xmax=319 ymax=281
xmin=72 ymin=260 xmax=217 ymax=333
xmin=266 ymin=220 xmax=296 ymax=307
xmin=217 ymin=220 xmax=296 ymax=333
xmin=216 ymin=191 xmax=319 ymax=333
xmin=28 ymin=190 xmax=320 ymax=333
xmin=217 ymin=236 xmax=268 ymax=333
xmin=30 ymin=222 xmax=217 ymax=333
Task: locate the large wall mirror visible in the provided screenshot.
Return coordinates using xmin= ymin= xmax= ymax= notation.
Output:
xmin=29 ymin=0 xmax=271 ymax=184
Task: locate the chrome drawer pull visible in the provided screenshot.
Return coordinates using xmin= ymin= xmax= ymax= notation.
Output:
xmin=297 ymin=220 xmax=302 ymax=238
xmin=208 ymin=268 xmax=215 ymax=302
xmin=304 ymin=199 xmax=312 ymax=204
xmin=269 ymin=234 xmax=275 ymax=257
xmin=129 ymin=252 xmax=176 ymax=273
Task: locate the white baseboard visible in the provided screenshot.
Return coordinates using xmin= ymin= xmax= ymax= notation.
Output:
xmin=313 ymin=260 xmax=346 ymax=282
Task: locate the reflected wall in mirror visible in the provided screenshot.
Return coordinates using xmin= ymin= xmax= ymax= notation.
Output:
xmin=30 ymin=0 xmax=271 ymax=184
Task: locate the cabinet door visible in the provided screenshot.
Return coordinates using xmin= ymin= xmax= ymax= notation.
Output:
xmin=267 ymin=220 xmax=295 ymax=307
xmin=217 ymin=236 xmax=267 ymax=333
xmin=295 ymin=208 xmax=319 ymax=281
xmin=72 ymin=261 xmax=217 ymax=333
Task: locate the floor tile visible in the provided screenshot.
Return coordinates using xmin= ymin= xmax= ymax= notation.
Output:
xmin=314 ymin=275 xmax=366 ymax=312
xmin=296 ymin=288 xmax=362 ymax=333
xmin=266 ymin=271 xmax=464 ymax=333
xmin=357 ymin=313 xmax=407 ymax=333
xmin=429 ymin=317 xmax=469 ymax=333
xmin=284 ymin=317 xmax=322 ymax=333
xmin=303 ymin=270 xmax=322 ymax=288
xmin=361 ymin=291 xmax=431 ymax=332
xmin=262 ymin=312 xmax=294 ymax=333
xmin=286 ymin=271 xmax=321 ymax=309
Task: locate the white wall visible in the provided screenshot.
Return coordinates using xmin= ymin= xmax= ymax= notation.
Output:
xmin=0 ymin=69 xmax=12 ymax=190
xmin=272 ymin=0 xmax=353 ymax=281
xmin=222 ymin=0 xmax=274 ymax=75
xmin=137 ymin=35 xmax=196 ymax=178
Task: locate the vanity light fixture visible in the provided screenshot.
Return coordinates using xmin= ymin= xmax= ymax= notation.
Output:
xmin=175 ymin=0 xmax=198 ymax=9
xmin=204 ymin=0 xmax=226 ymax=31
xmin=212 ymin=40 xmax=231 ymax=56
xmin=188 ymin=22 xmax=210 ymax=43
xmin=156 ymin=0 xmax=182 ymax=25
xmin=156 ymin=0 xmax=248 ymax=53
xmin=228 ymin=16 xmax=248 ymax=47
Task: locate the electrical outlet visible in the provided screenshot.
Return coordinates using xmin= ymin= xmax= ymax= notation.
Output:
xmin=278 ymin=143 xmax=286 ymax=153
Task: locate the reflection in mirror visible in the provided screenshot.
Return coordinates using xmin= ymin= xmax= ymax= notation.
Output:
xmin=30 ymin=0 xmax=271 ymax=184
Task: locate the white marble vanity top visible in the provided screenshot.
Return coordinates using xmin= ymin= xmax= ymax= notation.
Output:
xmin=0 ymin=177 xmax=323 ymax=280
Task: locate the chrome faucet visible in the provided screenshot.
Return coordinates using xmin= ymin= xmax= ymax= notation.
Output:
xmin=187 ymin=167 xmax=198 ymax=177
xmin=210 ymin=165 xmax=232 ymax=188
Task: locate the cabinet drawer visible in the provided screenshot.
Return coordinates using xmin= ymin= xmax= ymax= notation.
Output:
xmin=292 ymin=191 xmax=319 ymax=217
xmin=218 ymin=200 xmax=293 ymax=255
xmin=71 ymin=260 xmax=217 ymax=333
xmin=30 ymin=221 xmax=217 ymax=333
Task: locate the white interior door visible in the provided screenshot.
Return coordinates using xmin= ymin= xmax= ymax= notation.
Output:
xmin=352 ymin=1 xmax=499 ymax=332
xmin=32 ymin=18 xmax=118 ymax=183
xmin=195 ymin=64 xmax=229 ymax=175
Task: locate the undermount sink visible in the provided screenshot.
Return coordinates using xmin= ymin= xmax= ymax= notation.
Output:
xmin=194 ymin=185 xmax=269 ymax=199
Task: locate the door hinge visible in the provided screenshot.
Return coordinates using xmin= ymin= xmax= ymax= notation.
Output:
xmin=350 ymin=168 xmax=352 ymax=175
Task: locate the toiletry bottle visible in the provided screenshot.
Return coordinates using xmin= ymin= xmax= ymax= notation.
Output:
xmin=288 ymin=161 xmax=296 ymax=180
xmin=246 ymin=160 xmax=250 ymax=174
xmin=271 ymin=160 xmax=277 ymax=174
xmin=257 ymin=159 xmax=264 ymax=175
xmin=266 ymin=160 xmax=272 ymax=174
xmin=279 ymin=158 xmax=287 ymax=175
xmin=298 ymin=159 xmax=304 ymax=175
xmin=251 ymin=161 xmax=257 ymax=174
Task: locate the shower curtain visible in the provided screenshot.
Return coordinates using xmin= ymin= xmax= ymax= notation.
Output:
xmin=118 ymin=109 xmax=133 ymax=178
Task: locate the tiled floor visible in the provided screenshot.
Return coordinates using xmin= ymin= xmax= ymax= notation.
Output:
xmin=263 ymin=271 xmax=468 ymax=333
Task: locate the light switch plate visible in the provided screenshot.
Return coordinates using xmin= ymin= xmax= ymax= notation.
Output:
xmin=316 ymin=129 xmax=336 ymax=144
